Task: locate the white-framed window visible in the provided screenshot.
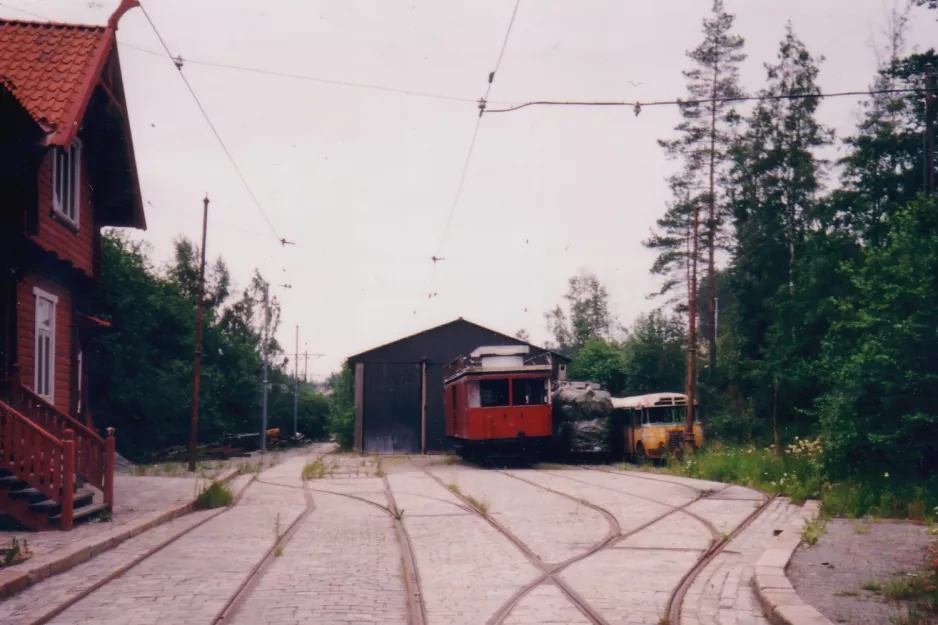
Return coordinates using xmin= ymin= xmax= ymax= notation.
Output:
xmin=52 ymin=138 xmax=81 ymax=229
xmin=33 ymin=287 xmax=58 ymax=401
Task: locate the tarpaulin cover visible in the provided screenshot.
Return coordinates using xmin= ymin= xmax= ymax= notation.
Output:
xmin=551 ymin=381 xmax=615 ymax=454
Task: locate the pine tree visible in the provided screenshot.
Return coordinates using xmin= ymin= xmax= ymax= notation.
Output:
xmin=650 ymin=0 xmax=746 ymax=371
xmin=728 ymin=23 xmax=833 ymax=431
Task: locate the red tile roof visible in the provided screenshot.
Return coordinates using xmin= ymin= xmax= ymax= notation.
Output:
xmin=0 ymin=19 xmax=110 ymax=144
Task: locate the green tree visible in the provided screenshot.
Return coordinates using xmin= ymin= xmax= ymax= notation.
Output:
xmin=544 ymin=271 xmax=616 ymax=356
xmin=833 ymin=48 xmax=938 ymax=244
xmin=567 ymin=338 xmax=628 ymax=394
xmin=727 ymin=24 xmax=833 ymax=436
xmin=327 ymin=362 xmax=356 ymax=450
xmin=621 ymin=311 xmax=686 ymax=395
xmin=816 ymin=197 xmax=938 ymax=479
xmin=651 ymin=0 xmax=746 ymax=368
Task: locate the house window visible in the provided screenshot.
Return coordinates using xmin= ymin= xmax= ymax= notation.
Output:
xmin=52 ymin=139 xmax=81 ymax=228
xmin=33 ymin=287 xmax=58 ymax=401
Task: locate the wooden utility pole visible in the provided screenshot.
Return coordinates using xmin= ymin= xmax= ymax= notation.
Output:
xmin=293 ymin=325 xmax=299 ymax=439
xmin=686 ymin=204 xmax=700 ymax=437
xmin=260 ymin=283 xmax=269 ymax=453
xmin=188 ymin=195 xmax=209 ymax=472
xmin=926 ymin=63 xmax=935 ymax=195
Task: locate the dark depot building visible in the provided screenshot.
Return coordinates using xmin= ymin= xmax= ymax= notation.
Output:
xmin=348 ymin=318 xmax=569 ymax=453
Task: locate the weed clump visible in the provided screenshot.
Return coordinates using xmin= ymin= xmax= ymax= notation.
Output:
xmin=194 ymin=481 xmax=233 ymax=510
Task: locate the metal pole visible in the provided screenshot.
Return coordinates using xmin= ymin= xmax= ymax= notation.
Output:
xmin=926 ymin=63 xmax=935 ymax=196
xmin=261 ymin=283 xmax=269 ymax=453
xmin=293 ymin=325 xmax=299 ymax=439
xmin=188 ymin=194 xmax=209 ymax=472
xmin=303 ymin=349 xmax=308 ymax=383
xmin=686 ymin=204 xmax=699 ymax=437
xmin=714 ymin=297 xmax=719 ymax=344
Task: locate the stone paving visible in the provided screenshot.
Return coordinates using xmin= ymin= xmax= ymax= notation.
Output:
xmin=43 ymin=460 xmax=308 ymax=625
xmin=429 ymin=466 xmax=609 ymax=565
xmin=501 ymin=584 xmax=592 ymax=625
xmin=0 ymin=508 xmax=220 ymax=625
xmin=0 ymin=458 xmax=806 ymax=625
xmin=389 ymin=469 xmax=541 ymax=625
xmin=681 ymin=497 xmax=800 ymax=625
xmin=0 ymin=474 xmax=209 ymax=560
xmin=230 ymin=490 xmax=406 ymax=625
xmin=561 ymin=546 xmax=702 ymax=625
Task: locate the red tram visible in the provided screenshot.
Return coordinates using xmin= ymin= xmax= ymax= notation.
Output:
xmin=443 ymin=346 xmax=553 ymax=460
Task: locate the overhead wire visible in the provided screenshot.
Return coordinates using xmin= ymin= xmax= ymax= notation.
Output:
xmin=137 ymin=0 xmax=283 ymax=243
xmin=116 ymin=40 xmax=496 ymax=105
xmin=484 ymin=87 xmax=937 ymax=114
xmin=434 ymin=0 xmax=522 ymax=256
xmin=0 ymin=1 xmax=52 ymax=20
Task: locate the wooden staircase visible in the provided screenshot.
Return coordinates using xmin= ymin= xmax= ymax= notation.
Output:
xmin=0 ymin=376 xmax=115 ymax=530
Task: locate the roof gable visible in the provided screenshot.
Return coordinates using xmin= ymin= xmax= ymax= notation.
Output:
xmin=349 ymin=318 xmax=569 ymax=363
xmin=0 ymin=19 xmax=109 ymax=145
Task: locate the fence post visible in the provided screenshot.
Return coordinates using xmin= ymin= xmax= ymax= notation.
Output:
xmin=61 ymin=429 xmax=75 ymax=530
xmin=104 ymin=427 xmax=115 ymax=507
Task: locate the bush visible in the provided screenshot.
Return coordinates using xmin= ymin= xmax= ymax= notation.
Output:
xmin=194 ymin=481 xmax=233 ymax=509
xmin=674 ymin=442 xmax=937 ymax=522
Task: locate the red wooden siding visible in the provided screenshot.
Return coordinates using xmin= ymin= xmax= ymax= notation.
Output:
xmin=30 ymin=150 xmax=95 ymax=277
xmin=16 ymin=274 xmax=72 ymax=414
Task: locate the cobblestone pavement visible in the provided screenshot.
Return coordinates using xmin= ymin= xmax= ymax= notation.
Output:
xmin=789 ymin=518 xmax=933 ymax=625
xmin=430 ymin=466 xmax=609 ymax=565
xmin=230 ymin=490 xmax=407 ymax=625
xmin=43 ymin=460 xmax=309 ymax=625
xmin=681 ymin=498 xmax=799 ymax=625
xmin=4 ymin=458 xmax=798 ymax=625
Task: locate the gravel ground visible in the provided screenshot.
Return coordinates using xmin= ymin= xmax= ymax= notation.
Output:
xmin=789 ymin=518 xmax=933 ymax=625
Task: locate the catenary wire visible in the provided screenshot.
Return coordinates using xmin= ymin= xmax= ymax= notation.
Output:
xmin=117 ymin=40 xmax=497 ymax=105
xmin=138 ymin=0 xmax=283 ymax=242
xmin=484 ymin=87 xmax=937 ymax=114
xmin=434 ymin=0 xmax=522 ymax=256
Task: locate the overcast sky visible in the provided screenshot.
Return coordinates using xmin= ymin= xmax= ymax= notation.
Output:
xmin=2 ymin=0 xmax=936 ymax=377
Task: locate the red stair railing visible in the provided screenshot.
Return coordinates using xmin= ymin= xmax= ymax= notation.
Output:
xmin=11 ymin=373 xmax=114 ymax=507
xmin=0 ymin=399 xmax=74 ymax=529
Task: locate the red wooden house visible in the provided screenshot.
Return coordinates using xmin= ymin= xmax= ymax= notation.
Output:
xmin=0 ymin=0 xmax=145 ymax=529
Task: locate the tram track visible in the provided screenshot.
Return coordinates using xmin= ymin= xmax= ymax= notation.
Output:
xmin=416 ymin=461 xmax=774 ymax=625
xmin=566 ymin=464 xmax=777 ymax=625
xmin=487 ymin=468 xmax=727 ymax=625
xmin=413 ymin=461 xmax=609 ymax=625
xmin=278 ymin=477 xmax=427 ymax=625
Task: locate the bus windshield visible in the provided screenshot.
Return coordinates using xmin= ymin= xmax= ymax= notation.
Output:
xmin=647 ymin=406 xmax=684 ymax=424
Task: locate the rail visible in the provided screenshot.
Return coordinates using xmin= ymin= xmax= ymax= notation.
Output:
xmin=12 ymin=375 xmax=114 ymax=506
xmin=0 ymin=399 xmax=74 ymax=529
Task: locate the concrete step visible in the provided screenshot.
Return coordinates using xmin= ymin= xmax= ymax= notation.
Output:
xmin=49 ymin=502 xmax=109 ymax=527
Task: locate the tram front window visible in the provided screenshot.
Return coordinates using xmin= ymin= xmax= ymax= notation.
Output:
xmin=512 ymin=378 xmax=547 ymax=405
xmin=479 ymin=379 xmax=510 ymax=407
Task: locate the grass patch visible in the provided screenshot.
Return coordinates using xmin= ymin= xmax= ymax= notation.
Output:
xmin=194 ymin=481 xmax=233 ymax=510
xmin=447 ymin=483 xmax=461 ymax=496
xmin=430 ymin=455 xmax=462 ymax=466
xmin=302 ymin=459 xmax=334 ymax=480
xmin=465 ymin=494 xmax=489 ymax=516
xmin=0 ymin=537 xmax=30 ymax=569
xmin=834 ymin=589 xmax=861 ymax=597
xmin=273 ymin=546 xmax=282 ymax=557
xmin=669 ymin=443 xmax=937 ymax=521
xmin=853 ymin=522 xmax=871 ymax=534
xmin=862 ymin=580 xmax=884 ymax=592
xmin=802 ymin=518 xmax=827 ymax=546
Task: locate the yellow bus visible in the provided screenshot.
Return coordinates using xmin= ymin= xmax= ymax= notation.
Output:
xmin=611 ymin=392 xmax=703 ymax=461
